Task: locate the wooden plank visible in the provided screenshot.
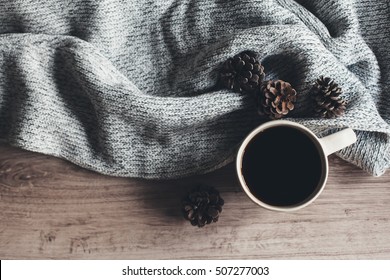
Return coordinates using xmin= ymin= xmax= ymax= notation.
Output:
xmin=0 ymin=143 xmax=389 ymax=259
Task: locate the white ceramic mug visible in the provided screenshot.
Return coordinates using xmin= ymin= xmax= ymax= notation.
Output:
xmin=236 ymin=120 xmax=357 ymax=211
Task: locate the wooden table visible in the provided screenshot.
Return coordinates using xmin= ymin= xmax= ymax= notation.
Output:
xmin=0 ymin=143 xmax=389 ymax=259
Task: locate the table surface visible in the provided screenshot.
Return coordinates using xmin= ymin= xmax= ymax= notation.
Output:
xmin=0 ymin=143 xmax=389 ymax=259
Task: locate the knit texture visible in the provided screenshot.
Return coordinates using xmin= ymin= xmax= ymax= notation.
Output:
xmin=0 ymin=0 xmax=389 ymax=179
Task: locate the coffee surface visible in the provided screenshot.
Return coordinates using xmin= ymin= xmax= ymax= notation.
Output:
xmin=241 ymin=126 xmax=323 ymax=206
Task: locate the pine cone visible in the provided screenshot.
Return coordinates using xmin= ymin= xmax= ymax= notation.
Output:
xmin=313 ymin=76 xmax=346 ymax=118
xmin=259 ymin=80 xmax=297 ymax=119
xmin=219 ymin=51 xmax=265 ymax=93
xmin=182 ymin=185 xmax=224 ymax=228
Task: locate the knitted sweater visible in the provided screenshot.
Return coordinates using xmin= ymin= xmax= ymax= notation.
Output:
xmin=0 ymin=0 xmax=389 ymax=179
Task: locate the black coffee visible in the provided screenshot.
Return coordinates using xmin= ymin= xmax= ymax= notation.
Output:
xmin=241 ymin=126 xmax=324 ymax=207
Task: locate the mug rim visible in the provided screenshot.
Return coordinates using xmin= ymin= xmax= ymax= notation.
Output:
xmin=236 ymin=120 xmax=329 ymax=212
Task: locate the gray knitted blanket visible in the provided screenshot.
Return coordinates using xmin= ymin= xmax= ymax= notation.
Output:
xmin=1 ymin=0 xmax=389 ymax=179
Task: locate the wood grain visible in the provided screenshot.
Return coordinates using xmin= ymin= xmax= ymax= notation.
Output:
xmin=0 ymin=143 xmax=389 ymax=259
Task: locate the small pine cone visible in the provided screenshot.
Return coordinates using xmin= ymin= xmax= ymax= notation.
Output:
xmin=259 ymin=80 xmax=297 ymax=119
xmin=313 ymin=76 xmax=346 ymax=118
xmin=219 ymin=51 xmax=265 ymax=93
xmin=182 ymin=185 xmax=224 ymax=228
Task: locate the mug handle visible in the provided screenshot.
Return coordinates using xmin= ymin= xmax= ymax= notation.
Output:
xmin=319 ymin=128 xmax=357 ymax=156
